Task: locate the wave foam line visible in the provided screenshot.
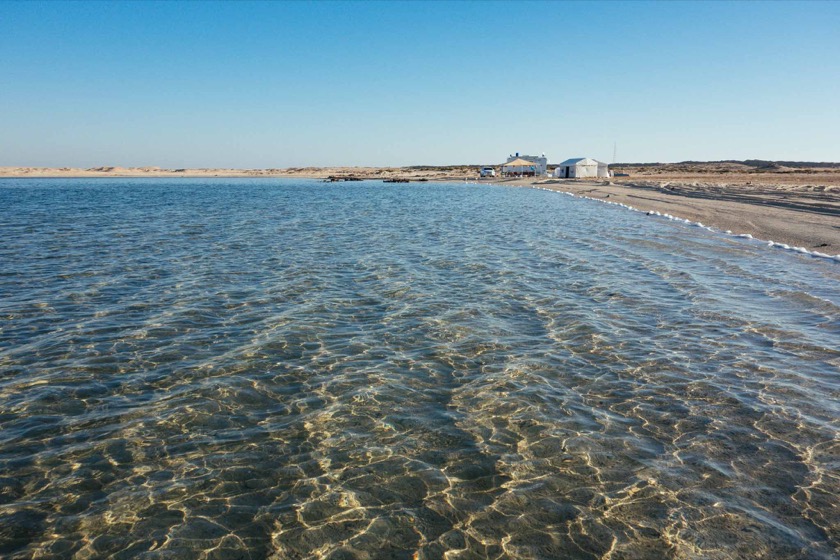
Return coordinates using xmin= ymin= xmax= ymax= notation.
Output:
xmin=532 ymin=186 xmax=840 ymax=263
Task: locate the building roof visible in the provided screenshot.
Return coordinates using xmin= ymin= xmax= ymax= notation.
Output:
xmin=503 ymin=158 xmax=537 ymax=167
xmin=559 ymin=157 xmax=607 ymax=166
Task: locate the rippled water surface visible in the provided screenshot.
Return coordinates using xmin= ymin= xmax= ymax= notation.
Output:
xmin=1 ymin=179 xmax=838 ymax=559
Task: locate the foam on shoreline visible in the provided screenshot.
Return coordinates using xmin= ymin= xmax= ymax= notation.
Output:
xmin=532 ymin=186 xmax=840 ymax=263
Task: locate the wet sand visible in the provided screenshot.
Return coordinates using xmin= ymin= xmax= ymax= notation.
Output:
xmin=494 ymin=177 xmax=840 ymax=253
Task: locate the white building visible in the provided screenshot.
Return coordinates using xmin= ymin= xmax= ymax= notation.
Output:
xmin=554 ymin=158 xmax=610 ymax=178
xmin=503 ymin=153 xmax=548 ymax=176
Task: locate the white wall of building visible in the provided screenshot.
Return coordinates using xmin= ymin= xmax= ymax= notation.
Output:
xmin=505 ymin=154 xmax=548 ymax=175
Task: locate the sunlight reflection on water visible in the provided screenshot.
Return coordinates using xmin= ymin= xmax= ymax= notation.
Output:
xmin=0 ymin=179 xmax=838 ymax=559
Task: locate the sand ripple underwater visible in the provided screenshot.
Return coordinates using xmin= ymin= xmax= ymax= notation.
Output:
xmin=0 ymin=179 xmax=838 ymax=559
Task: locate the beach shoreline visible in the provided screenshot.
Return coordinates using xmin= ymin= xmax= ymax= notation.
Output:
xmin=0 ymin=166 xmax=474 ymax=181
xmin=491 ymin=177 xmax=840 ymax=253
xmin=2 ymin=165 xmax=838 ymax=253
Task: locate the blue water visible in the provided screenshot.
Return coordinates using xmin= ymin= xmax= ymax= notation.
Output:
xmin=0 ymin=178 xmax=838 ymax=559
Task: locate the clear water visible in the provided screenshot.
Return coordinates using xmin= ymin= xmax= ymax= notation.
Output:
xmin=0 ymin=179 xmax=838 ymax=559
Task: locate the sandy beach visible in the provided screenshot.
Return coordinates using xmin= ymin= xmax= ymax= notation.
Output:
xmin=2 ymin=164 xmax=838 ymax=253
xmin=0 ymin=165 xmax=476 ymax=181
xmin=501 ymin=177 xmax=840 ymax=253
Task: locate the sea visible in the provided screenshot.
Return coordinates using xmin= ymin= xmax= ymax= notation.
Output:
xmin=0 ymin=178 xmax=838 ymax=559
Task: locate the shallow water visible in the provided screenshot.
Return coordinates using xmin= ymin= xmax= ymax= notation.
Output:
xmin=0 ymin=178 xmax=838 ymax=559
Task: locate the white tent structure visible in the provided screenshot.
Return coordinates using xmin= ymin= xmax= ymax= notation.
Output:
xmin=554 ymin=158 xmax=610 ymax=178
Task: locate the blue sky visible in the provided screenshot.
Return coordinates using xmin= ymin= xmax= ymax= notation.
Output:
xmin=1 ymin=1 xmax=838 ymax=167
